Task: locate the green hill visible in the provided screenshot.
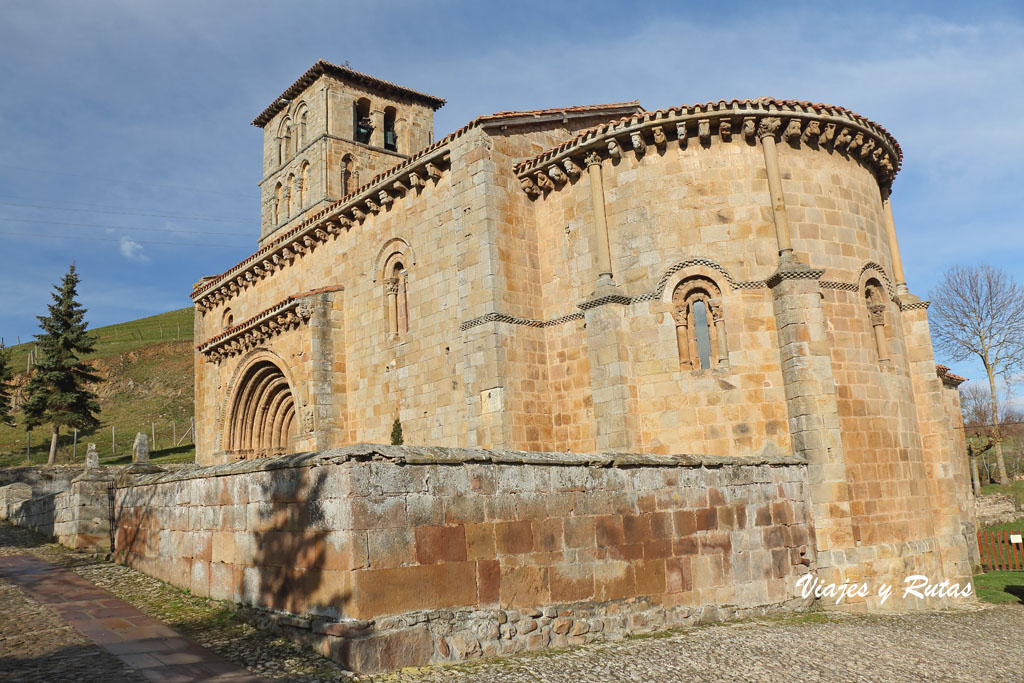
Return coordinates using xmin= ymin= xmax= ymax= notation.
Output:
xmin=1 ymin=308 xmax=196 ymax=467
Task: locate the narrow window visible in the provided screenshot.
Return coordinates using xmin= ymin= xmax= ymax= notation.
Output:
xmin=865 ymin=279 xmax=889 ymax=362
xmin=273 ymin=183 xmax=282 ymax=223
xmin=383 ymin=106 xmax=398 ymax=152
xmin=692 ymin=300 xmax=712 ymax=370
xmin=383 ymin=257 xmax=409 ymax=340
xmin=299 ymin=162 xmax=310 ymax=209
xmin=354 ymin=98 xmax=372 ymax=144
xmin=671 ymin=276 xmax=728 ymax=371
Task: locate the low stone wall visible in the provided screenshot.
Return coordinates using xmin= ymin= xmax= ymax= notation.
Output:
xmin=113 ymin=444 xmax=814 ymax=673
xmin=0 ymin=466 xmax=89 ymax=496
xmin=0 ymin=471 xmax=115 ymax=551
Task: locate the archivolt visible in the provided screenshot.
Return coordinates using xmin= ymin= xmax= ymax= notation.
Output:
xmin=225 ymin=359 xmax=297 ymax=455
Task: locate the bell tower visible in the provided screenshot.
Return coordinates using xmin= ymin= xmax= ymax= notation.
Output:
xmin=252 ymin=60 xmax=445 ymax=244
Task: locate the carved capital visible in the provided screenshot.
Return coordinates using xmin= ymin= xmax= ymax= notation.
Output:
xmin=384 ymin=277 xmax=400 ymax=296
xmin=757 ymin=117 xmax=782 ymax=140
xmin=868 ymin=304 xmax=886 ymax=326
xmin=672 ymin=305 xmax=688 ymax=326
xmin=584 ymin=151 xmax=602 ymax=167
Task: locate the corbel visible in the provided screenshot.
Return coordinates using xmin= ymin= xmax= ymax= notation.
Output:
xmin=848 ymin=132 xmax=864 ymax=152
xmin=742 ymin=117 xmax=756 ymax=141
xmin=802 ymin=120 xmax=820 ymax=144
xmin=408 ymin=171 xmax=424 ymax=189
xmin=364 ymin=197 xmax=380 ymax=214
xmin=426 ymin=162 xmax=442 ymax=180
xmin=719 ymin=119 xmax=732 ymax=141
xmin=676 ymin=121 xmax=688 ymax=147
xmin=379 ymin=190 xmax=392 ymax=206
xmin=314 ymin=228 xmax=328 ymax=242
xmin=392 ymin=179 xmax=408 ymax=195
xmin=630 ymin=132 xmax=645 ymax=153
xmin=607 ymin=138 xmax=622 ymax=158
xmin=535 ymin=171 xmax=554 ymax=192
xmin=783 ymin=119 xmax=802 ymax=142
xmin=819 ymin=122 xmax=836 ymax=146
xmin=521 ymin=176 xmax=541 ymax=198
xmin=859 ymin=138 xmax=875 ymax=158
xmin=563 ymin=158 xmax=582 ymax=178
xmin=698 ymin=119 xmax=710 ymax=144
xmin=834 ymin=127 xmax=853 ymax=149
xmin=652 ymin=126 xmax=667 ymax=146
xmin=547 ymin=165 xmax=568 ymax=185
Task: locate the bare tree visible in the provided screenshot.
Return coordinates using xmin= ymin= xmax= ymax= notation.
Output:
xmin=931 ymin=265 xmax=1024 ymax=485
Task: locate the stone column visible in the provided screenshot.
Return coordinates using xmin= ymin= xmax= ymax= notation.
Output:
xmin=881 ymin=192 xmax=908 ymax=294
xmin=586 ymin=152 xmax=614 ymax=285
xmin=868 ymin=305 xmax=889 ymax=362
xmin=710 ymin=299 xmax=728 ymax=366
xmin=385 ymin=278 xmax=399 ymax=337
xmin=758 ymin=118 xmax=795 ymax=261
xmin=673 ymin=307 xmax=690 ymax=369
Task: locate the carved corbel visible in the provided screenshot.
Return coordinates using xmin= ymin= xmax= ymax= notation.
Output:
xmin=802 ymin=120 xmax=821 ymax=144
xmin=652 ymin=126 xmax=667 ymax=146
xmin=302 ymin=235 xmax=314 ymax=249
xmin=783 ymin=119 xmax=802 ymax=142
xmin=521 ymin=176 xmax=541 ymax=198
xmin=535 ymin=172 xmax=554 ymax=192
xmin=880 ymin=154 xmax=894 ymax=174
xmin=834 ymin=127 xmax=853 ymax=149
xmin=563 ymin=158 xmax=582 ymax=178
xmin=314 ymin=228 xmax=328 ymax=242
xmin=365 ymin=197 xmax=380 ymax=214
xmin=698 ymin=119 xmax=710 ymax=144
xmin=719 ymin=119 xmax=732 ymax=141
xmin=547 ymin=165 xmax=567 ymax=185
xmin=819 ymin=122 xmax=836 ymax=146
xmin=742 ymin=117 xmax=756 ymax=141
xmin=859 ymin=138 xmax=875 ymax=158
xmin=296 ymin=302 xmax=313 ymax=320
xmin=426 ymin=163 xmax=442 ymax=180
xmin=757 ymin=117 xmax=782 ymax=140
xmin=408 ymin=171 xmax=424 ymax=189
xmin=392 ymin=179 xmax=408 ymax=195
xmin=871 ymin=147 xmax=883 ymax=162
xmin=630 ymin=132 xmax=645 ymax=153
xmin=607 ymin=139 xmax=622 ymax=158
xmin=378 ymin=190 xmax=392 ymax=206
xmin=352 ymin=206 xmax=366 ymax=221
xmin=676 ymin=121 xmax=688 ymax=147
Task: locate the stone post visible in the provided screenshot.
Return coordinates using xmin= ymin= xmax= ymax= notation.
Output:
xmin=371 ymin=109 xmax=385 ymax=148
xmin=585 ymin=152 xmax=614 ymax=285
xmin=758 ymin=118 xmax=795 ymax=260
xmin=85 ymin=443 xmax=99 ymax=469
xmin=132 ymin=433 xmax=149 ymax=463
xmin=881 ymin=191 xmax=908 ymax=294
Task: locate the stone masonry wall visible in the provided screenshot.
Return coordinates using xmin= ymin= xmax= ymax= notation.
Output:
xmin=0 ymin=471 xmax=114 ymax=551
xmin=113 ymin=444 xmax=813 ymax=673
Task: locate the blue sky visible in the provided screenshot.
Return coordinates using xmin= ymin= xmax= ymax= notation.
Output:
xmin=2 ymin=1 xmax=1023 ymax=393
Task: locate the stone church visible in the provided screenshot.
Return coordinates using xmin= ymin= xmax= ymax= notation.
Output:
xmin=187 ymin=60 xmax=976 ymax=637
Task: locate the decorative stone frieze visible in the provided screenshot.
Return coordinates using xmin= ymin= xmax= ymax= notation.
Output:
xmin=197 ymin=294 xmax=319 ymax=362
xmin=513 ymin=99 xmax=901 ymax=198
xmin=191 ymin=150 xmax=451 ymax=312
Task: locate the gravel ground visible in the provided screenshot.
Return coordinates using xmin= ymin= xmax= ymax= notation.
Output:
xmin=2 ymin=521 xmax=1023 ymax=682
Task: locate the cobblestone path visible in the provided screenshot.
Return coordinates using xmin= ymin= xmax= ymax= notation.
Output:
xmin=2 ymin=522 xmax=1023 ymax=682
xmin=0 ymin=553 xmax=264 ymax=682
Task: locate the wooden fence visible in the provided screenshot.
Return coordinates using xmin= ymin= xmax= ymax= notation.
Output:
xmin=978 ymin=531 xmax=1024 ymax=571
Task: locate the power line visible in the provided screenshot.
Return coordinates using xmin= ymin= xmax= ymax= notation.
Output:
xmin=0 ymin=230 xmax=250 ymax=249
xmin=0 ymin=200 xmax=252 ymax=224
xmin=0 ymin=163 xmax=252 ymax=199
xmin=0 ymin=217 xmax=252 ymax=236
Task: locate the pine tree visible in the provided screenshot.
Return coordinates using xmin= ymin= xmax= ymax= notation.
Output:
xmin=0 ymin=343 xmax=14 ymax=427
xmin=390 ymin=417 xmax=403 ymax=445
xmin=23 ymin=265 xmax=102 ymax=464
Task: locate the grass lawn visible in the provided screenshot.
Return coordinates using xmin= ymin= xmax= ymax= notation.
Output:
xmin=974 ymin=571 xmax=1024 ymax=605
xmin=1 ymin=307 xmax=196 ymax=468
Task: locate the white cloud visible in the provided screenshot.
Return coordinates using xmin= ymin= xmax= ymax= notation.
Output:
xmin=119 ymin=236 xmax=149 ymax=263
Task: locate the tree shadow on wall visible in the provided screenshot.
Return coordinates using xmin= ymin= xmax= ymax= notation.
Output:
xmin=251 ymin=464 xmax=351 ymax=620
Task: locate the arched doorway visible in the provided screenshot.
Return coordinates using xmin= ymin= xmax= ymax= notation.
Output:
xmin=226 ymin=359 xmax=297 ymax=455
